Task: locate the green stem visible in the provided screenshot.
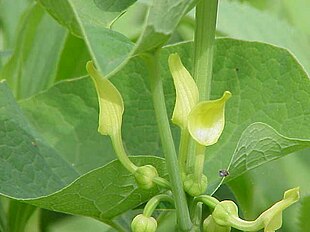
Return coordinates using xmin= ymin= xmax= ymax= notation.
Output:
xmin=193 ymin=144 xmax=206 ymax=183
xmin=194 ymin=195 xmax=219 ymax=209
xmin=153 ymin=177 xmax=171 ymax=189
xmin=191 ymin=202 xmax=202 ymax=232
xmin=178 ymin=129 xmax=191 ymax=176
xmin=111 ymin=133 xmax=137 ymax=173
xmin=144 ymin=51 xmax=192 ymax=231
xmin=193 ymin=0 xmax=219 ymax=101
xmin=143 ymin=194 xmax=174 ymax=217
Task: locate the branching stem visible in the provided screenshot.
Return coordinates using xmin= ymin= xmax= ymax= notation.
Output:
xmin=144 ymin=51 xmax=192 ymax=231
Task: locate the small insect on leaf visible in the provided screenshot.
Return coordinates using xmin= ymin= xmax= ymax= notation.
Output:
xmin=219 ymin=169 xmax=229 ymax=177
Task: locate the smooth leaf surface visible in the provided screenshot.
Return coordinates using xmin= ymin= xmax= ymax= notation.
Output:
xmin=55 ymin=33 xmax=91 ymax=81
xmin=48 ymin=216 xmax=113 ymax=232
xmin=38 ymin=0 xmax=135 ymax=76
xmin=0 ymin=200 xmax=6 ymax=232
xmin=37 ymin=0 xmax=131 ymax=36
xmin=225 ymin=122 xmax=310 ymax=181
xmin=134 ymin=0 xmax=197 ymax=53
xmin=94 ymin=0 xmax=137 ymax=12
xmin=0 ymin=0 xmax=32 ymax=49
xmin=217 ymin=0 xmax=310 ymax=75
xmin=298 ymin=195 xmax=310 ymax=232
xmin=0 ymin=3 xmax=67 ymax=99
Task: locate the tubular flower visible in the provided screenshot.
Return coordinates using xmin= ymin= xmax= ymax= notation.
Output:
xmin=211 ymin=187 xmax=300 ymax=232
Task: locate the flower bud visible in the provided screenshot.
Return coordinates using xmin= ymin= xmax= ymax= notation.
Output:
xmin=183 ymin=173 xmax=208 ymax=196
xmin=203 ymin=215 xmax=231 ymax=232
xmin=212 ymin=200 xmax=238 ymax=226
xmin=131 ymin=214 xmax=157 ymax=232
xmin=134 ymin=165 xmax=159 ymax=189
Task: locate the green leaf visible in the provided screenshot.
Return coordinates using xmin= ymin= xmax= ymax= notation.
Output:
xmin=225 ymin=122 xmax=310 ymax=181
xmin=0 ymin=199 xmax=7 ymax=232
xmin=0 ymin=0 xmax=31 ymax=49
xmin=37 ymin=0 xmax=132 ymax=36
xmin=7 ymin=200 xmax=36 ymax=232
xmin=47 ymin=216 xmax=113 ymax=232
xmin=2 ymin=156 xmax=166 ymax=223
xmin=0 ymin=79 xmax=166 ymax=219
xmin=54 ymin=33 xmax=91 ymax=81
xmin=298 ymin=195 xmax=310 ymax=232
xmin=0 ymin=3 xmax=67 ymax=99
xmin=93 ymin=0 xmax=137 ymax=12
xmin=19 ymin=77 xmax=116 ymax=174
xmin=38 ymin=0 xmax=135 ymax=76
xmin=25 ymin=156 xmax=166 ymax=221
xmin=217 ymin=0 xmax=310 ymax=75
xmin=0 ymin=79 xmax=167 ymax=220
xmin=0 ymin=80 xmax=79 ymax=198
xmin=134 ymin=0 xmax=197 ymax=54
xmin=281 ymin=0 xmax=310 ymax=36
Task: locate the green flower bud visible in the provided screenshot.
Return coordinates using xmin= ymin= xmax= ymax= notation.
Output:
xmin=131 ymin=214 xmax=157 ymax=232
xmin=203 ymin=215 xmax=231 ymax=232
xmin=183 ymin=173 xmax=208 ymax=196
xmin=134 ymin=165 xmax=159 ymax=189
xmin=212 ymin=200 xmax=238 ymax=226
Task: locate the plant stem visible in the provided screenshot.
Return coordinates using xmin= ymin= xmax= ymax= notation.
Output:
xmin=144 ymin=51 xmax=192 ymax=232
xmin=111 ymin=133 xmax=137 ymax=173
xmin=178 ymin=129 xmax=191 ymax=176
xmin=193 ymin=144 xmax=206 ymax=183
xmin=143 ymin=194 xmax=174 ymax=217
xmin=190 ymin=0 xmax=219 ymax=186
xmin=193 ymin=0 xmax=219 ymax=101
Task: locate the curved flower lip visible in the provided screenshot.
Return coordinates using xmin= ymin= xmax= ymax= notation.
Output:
xmin=168 ymin=53 xmax=199 ymax=129
xmin=188 ymin=91 xmax=232 ymax=146
xmin=260 ymin=187 xmax=299 ymax=231
xmin=86 ymin=61 xmax=124 ymax=136
xmin=211 ymin=187 xmax=299 ymax=232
